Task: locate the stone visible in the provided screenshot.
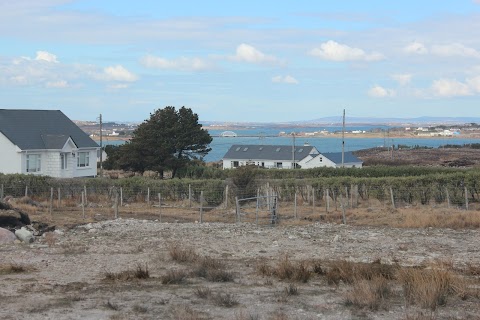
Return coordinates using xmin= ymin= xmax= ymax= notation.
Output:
xmin=15 ymin=227 xmax=34 ymax=243
xmin=0 ymin=201 xmax=31 ymax=230
xmin=0 ymin=227 xmax=16 ymax=244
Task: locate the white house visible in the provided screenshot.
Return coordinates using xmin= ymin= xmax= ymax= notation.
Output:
xmin=222 ymin=144 xmax=362 ymax=169
xmin=0 ymin=109 xmax=100 ymax=178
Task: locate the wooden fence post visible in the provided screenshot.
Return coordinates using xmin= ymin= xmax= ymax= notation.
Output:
xmin=147 ymin=187 xmax=150 ymax=206
xmin=49 ymin=187 xmax=53 ymax=216
xmin=326 ymin=189 xmax=330 ymax=213
xmin=445 ymin=187 xmax=450 ymax=208
xmin=312 ymin=188 xmax=315 ymax=213
xmin=81 ymin=191 xmax=85 ymax=219
xmin=225 ymin=185 xmax=229 ymax=209
xmin=294 ymin=191 xmax=297 ymax=220
xmin=200 ymin=191 xmax=204 ymax=223
xmin=465 ymin=186 xmax=469 ymax=210
xmin=57 ymin=187 xmax=61 ymax=208
xmin=390 ymin=187 xmax=396 ymax=209
xmin=114 ymin=191 xmax=119 ymax=219
xmin=158 ymin=193 xmax=162 ymax=223
xmin=345 ymin=186 xmax=349 ymax=208
xmin=256 ymin=190 xmax=260 ymax=226
xmin=341 ymin=195 xmax=347 ymax=224
xmin=189 ymin=184 xmax=192 ymax=208
xmin=0 ymin=184 xmax=4 ymax=200
xmin=84 ymin=185 xmax=87 ymax=204
xmin=25 ymin=185 xmax=28 ymax=197
xmin=235 ymin=196 xmax=240 ymax=223
xmin=120 ymin=187 xmax=123 ymax=207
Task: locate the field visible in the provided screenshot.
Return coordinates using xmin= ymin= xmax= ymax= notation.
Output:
xmin=2 ymin=201 xmax=480 ymax=320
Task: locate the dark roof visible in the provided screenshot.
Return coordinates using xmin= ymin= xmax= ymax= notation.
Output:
xmin=0 ymin=109 xmax=99 ymax=150
xmin=223 ymin=144 xmax=315 ymax=161
xmin=322 ymin=152 xmax=362 ymax=164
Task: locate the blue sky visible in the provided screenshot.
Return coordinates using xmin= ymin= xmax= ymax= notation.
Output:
xmin=1 ymin=0 xmax=480 ymax=122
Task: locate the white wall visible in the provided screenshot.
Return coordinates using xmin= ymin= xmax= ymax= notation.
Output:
xmin=73 ymin=149 xmax=98 ymax=177
xmin=0 ymin=133 xmax=22 ymax=174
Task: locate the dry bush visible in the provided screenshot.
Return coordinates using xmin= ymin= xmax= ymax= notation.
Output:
xmin=256 ymin=259 xmax=274 ymax=277
xmin=397 ymin=267 xmax=452 ymax=310
xmin=104 ymin=300 xmax=121 ymax=311
xmin=43 ymin=232 xmax=56 ymax=247
xmin=104 ymin=263 xmax=149 ymax=281
xmin=191 ymin=256 xmax=233 ymax=282
xmin=344 ymin=276 xmax=391 ymax=311
xmin=284 ymin=283 xmax=298 ymax=296
xmin=465 ymin=262 xmax=480 ymax=276
xmin=0 ymin=263 xmax=28 ymax=275
xmin=170 ymin=305 xmax=205 ymax=320
xmin=326 ymin=260 xmax=397 ymax=285
xmin=161 ymin=269 xmax=188 ymax=284
xmin=213 ymin=292 xmax=239 ymax=308
xmin=398 ymin=210 xmax=480 ymax=229
xmin=168 ymin=244 xmax=199 ymax=263
xmin=195 ymin=286 xmax=212 ymax=299
xmin=235 ymin=310 xmax=260 ymax=320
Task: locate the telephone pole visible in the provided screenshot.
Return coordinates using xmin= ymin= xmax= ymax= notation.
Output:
xmin=342 ymin=109 xmax=345 ymax=168
xmin=291 ymin=132 xmax=296 ymax=169
xmin=99 ymin=114 xmax=103 ymax=177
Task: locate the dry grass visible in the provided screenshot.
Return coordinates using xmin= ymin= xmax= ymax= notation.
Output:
xmin=397 ymin=267 xmax=452 ymax=311
xmin=397 ymin=210 xmax=480 ymax=229
xmin=195 ymin=286 xmax=212 ymax=299
xmin=325 ymin=259 xmax=397 ymax=285
xmin=213 ymin=292 xmax=239 ymax=307
xmin=161 ymin=269 xmax=188 ymax=284
xmin=168 ymin=244 xmax=199 ymax=263
xmin=344 ymin=276 xmax=391 ymax=311
xmin=0 ymin=263 xmax=28 ymax=275
xmin=104 ymin=263 xmax=149 ymax=281
xmin=170 ymin=305 xmax=206 ymax=320
xmin=257 ymin=256 xmax=312 ymax=283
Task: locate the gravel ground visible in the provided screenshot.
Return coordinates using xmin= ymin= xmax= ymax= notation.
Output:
xmin=1 ymin=219 xmax=480 ymax=319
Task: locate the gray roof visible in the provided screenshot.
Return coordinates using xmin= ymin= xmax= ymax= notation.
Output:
xmin=0 ymin=109 xmax=99 ymax=150
xmin=322 ymin=152 xmax=362 ymax=164
xmin=223 ymin=144 xmax=316 ymax=161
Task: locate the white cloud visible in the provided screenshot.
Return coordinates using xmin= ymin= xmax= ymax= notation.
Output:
xmin=431 ymin=43 xmax=480 ymax=58
xmin=391 ymin=74 xmax=412 ymax=86
xmin=431 ymin=78 xmax=472 ymax=97
xmin=108 ymin=83 xmax=129 ymax=90
xmin=232 ymin=43 xmax=281 ymax=64
xmin=309 ymin=40 xmax=384 ymax=62
xmin=141 ymin=55 xmax=210 ymax=71
xmin=272 ymin=75 xmax=299 ymax=84
xmin=368 ymin=85 xmax=396 ymax=98
xmin=35 ymin=51 xmax=59 ymax=63
xmin=403 ymin=41 xmax=428 ymax=55
xmin=102 ymin=65 xmax=137 ymax=82
xmin=466 ymin=76 xmax=480 ymax=92
xmin=46 ymin=80 xmax=68 ymax=88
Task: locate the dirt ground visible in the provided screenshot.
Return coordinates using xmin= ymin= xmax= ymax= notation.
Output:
xmin=1 ymin=205 xmax=480 ymax=320
xmin=355 ymin=147 xmax=480 ymax=167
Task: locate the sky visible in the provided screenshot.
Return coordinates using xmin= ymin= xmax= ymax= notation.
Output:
xmin=1 ymin=0 xmax=480 ymax=123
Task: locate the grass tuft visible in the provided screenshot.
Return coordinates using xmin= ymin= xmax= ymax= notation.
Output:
xmin=161 ymin=269 xmax=188 ymax=284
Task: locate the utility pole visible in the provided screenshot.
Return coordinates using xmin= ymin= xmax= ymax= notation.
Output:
xmin=291 ymin=132 xmax=296 ymax=169
xmin=342 ymin=109 xmax=345 ymax=168
xmin=99 ymin=114 xmax=103 ymax=177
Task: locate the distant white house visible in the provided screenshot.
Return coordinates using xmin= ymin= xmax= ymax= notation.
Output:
xmin=222 ymin=144 xmax=363 ymax=169
xmin=0 ymin=109 xmax=100 ymax=178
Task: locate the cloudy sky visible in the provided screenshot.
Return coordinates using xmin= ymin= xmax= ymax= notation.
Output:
xmin=1 ymin=0 xmax=480 ymax=122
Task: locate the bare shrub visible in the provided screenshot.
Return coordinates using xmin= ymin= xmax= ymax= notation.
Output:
xmin=104 ymin=300 xmax=121 ymax=311
xmin=256 ymin=259 xmax=274 ymax=277
xmin=235 ymin=310 xmax=260 ymax=320
xmin=0 ymin=263 xmax=28 ymax=275
xmin=195 ymin=286 xmax=212 ymax=299
xmin=168 ymin=244 xmax=199 ymax=263
xmin=43 ymin=232 xmax=57 ymax=247
xmin=170 ymin=305 xmax=205 ymax=320
xmin=326 ymin=260 xmax=397 ymax=285
xmin=284 ymin=283 xmax=298 ymax=296
xmin=213 ymin=292 xmax=239 ymax=308
xmin=344 ymin=276 xmax=390 ymax=311
xmin=161 ymin=269 xmax=188 ymax=284
xmin=104 ymin=263 xmax=149 ymax=281
xmin=191 ymin=256 xmax=233 ymax=282
xmin=397 ymin=267 xmax=452 ymax=310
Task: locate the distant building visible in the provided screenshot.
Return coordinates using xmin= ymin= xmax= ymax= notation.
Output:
xmin=222 ymin=144 xmax=362 ymax=169
xmin=0 ymin=109 xmax=100 ymax=178
xmin=220 ymin=131 xmax=237 ymax=137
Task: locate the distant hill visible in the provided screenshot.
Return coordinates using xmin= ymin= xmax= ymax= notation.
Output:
xmin=203 ymin=116 xmax=480 ymax=126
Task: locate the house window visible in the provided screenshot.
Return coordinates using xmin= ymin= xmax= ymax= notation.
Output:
xmin=232 ymin=161 xmax=239 ymax=168
xmin=60 ymin=153 xmax=68 ymax=170
xmin=77 ymin=152 xmax=90 ymax=167
xmin=26 ymin=154 xmax=41 ymax=173
xmin=275 ymin=162 xmax=283 ymax=168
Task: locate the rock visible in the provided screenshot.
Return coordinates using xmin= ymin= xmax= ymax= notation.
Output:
xmin=0 ymin=227 xmax=16 ymax=244
xmin=0 ymin=203 xmax=31 ymax=231
xmin=15 ymin=227 xmax=35 ymax=243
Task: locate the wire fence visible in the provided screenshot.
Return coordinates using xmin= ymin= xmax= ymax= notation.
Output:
xmin=1 ymin=180 xmax=478 ymax=225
